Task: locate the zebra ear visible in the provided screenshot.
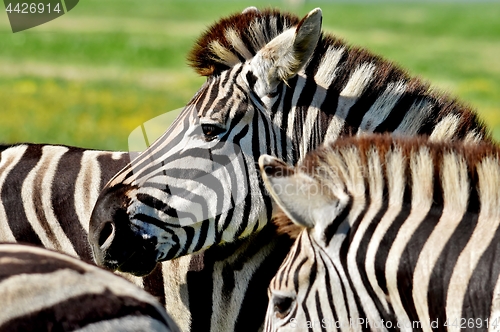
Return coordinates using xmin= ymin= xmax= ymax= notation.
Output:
xmin=250 ymin=8 xmax=322 ymax=95
xmin=242 ymin=6 xmax=259 ymax=14
xmin=259 ymin=154 xmax=338 ymax=229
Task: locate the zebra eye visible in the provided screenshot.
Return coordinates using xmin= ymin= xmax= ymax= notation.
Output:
xmin=273 ymin=294 xmax=294 ymax=319
xmin=201 ymin=124 xmax=225 ymax=140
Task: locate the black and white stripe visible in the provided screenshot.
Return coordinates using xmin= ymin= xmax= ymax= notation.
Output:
xmin=88 ymin=7 xmax=490 ymax=332
xmin=260 ymin=134 xmax=500 ymax=332
xmin=0 ymin=144 xmax=173 ymax=321
xmin=0 ymin=143 xmax=271 ymax=332
xmin=0 ymin=143 xmax=129 ymax=260
xmin=0 ymin=243 xmax=179 ymax=332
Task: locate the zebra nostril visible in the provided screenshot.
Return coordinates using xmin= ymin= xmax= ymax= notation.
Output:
xmin=273 ymin=294 xmax=294 ymax=319
xmin=98 ymin=221 xmax=115 ymax=250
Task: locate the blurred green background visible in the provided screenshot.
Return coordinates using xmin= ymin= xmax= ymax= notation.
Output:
xmin=1 ymin=0 xmax=499 ymax=150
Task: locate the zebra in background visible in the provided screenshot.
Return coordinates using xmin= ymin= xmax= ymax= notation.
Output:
xmin=0 ymin=243 xmax=180 ymax=332
xmin=0 ymin=144 xmax=169 ymax=313
xmin=0 ymin=143 xmax=130 ymax=260
xmin=88 ymin=7 xmax=490 ymax=331
xmin=260 ymin=134 xmax=500 ymax=332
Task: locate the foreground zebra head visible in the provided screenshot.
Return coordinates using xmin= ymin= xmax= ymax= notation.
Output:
xmin=260 ymin=135 xmax=500 ymax=331
xmin=89 ymin=7 xmax=488 ymax=276
xmin=0 ymin=243 xmax=179 ymax=332
xmin=89 ymin=8 xmax=323 ymax=274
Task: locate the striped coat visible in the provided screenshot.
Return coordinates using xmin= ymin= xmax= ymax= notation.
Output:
xmin=0 ymin=143 xmax=129 ymax=259
xmin=0 ymin=243 xmax=180 ymax=332
xmin=0 ymin=144 xmax=197 ymax=330
xmin=88 ymin=7 xmax=491 ymax=331
xmin=260 ymin=134 xmax=500 ymax=332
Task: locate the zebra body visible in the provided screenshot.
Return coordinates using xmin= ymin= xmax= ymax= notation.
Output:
xmin=0 ymin=144 xmax=188 ymax=326
xmin=0 ymin=243 xmax=180 ymax=332
xmin=88 ymin=7 xmax=489 ymax=331
xmin=260 ymin=134 xmax=500 ymax=332
xmin=0 ymin=143 xmax=130 ymax=259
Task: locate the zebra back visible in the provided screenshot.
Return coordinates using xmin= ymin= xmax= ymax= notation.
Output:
xmin=0 ymin=243 xmax=180 ymax=332
xmin=0 ymin=143 xmax=129 ymax=260
xmin=260 ymin=134 xmax=500 ymax=331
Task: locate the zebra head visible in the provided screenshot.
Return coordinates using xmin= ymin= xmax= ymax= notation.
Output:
xmin=260 ymin=137 xmax=500 ymax=331
xmin=89 ymin=8 xmax=323 ymax=275
xmin=258 ymin=153 xmax=350 ymax=332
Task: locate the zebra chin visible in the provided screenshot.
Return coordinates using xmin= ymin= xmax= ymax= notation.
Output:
xmin=89 ymin=183 xmax=159 ymax=277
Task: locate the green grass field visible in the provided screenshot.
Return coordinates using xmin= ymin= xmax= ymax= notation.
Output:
xmin=1 ymin=1 xmax=499 ymax=150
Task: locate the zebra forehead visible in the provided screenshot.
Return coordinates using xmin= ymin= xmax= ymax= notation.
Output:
xmin=188 ymin=8 xmax=300 ymax=76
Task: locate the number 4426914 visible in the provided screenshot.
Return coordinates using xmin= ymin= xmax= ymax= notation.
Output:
xmin=5 ymin=3 xmax=62 ymax=14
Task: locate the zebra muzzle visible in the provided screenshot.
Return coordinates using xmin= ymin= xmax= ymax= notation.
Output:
xmin=89 ymin=184 xmax=159 ymax=276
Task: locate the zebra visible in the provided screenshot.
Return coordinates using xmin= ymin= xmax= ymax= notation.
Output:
xmin=0 ymin=143 xmax=131 ymax=261
xmin=88 ymin=7 xmax=490 ymax=332
xmin=0 ymin=144 xmax=169 ymax=317
xmin=260 ymin=134 xmax=500 ymax=332
xmin=0 ymin=243 xmax=180 ymax=332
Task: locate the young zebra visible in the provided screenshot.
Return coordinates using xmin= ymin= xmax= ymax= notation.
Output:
xmin=88 ymin=7 xmax=490 ymax=331
xmin=0 ymin=243 xmax=180 ymax=332
xmin=260 ymin=134 xmax=500 ymax=332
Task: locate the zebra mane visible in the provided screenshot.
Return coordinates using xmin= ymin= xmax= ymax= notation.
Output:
xmin=272 ymin=207 xmax=304 ymax=240
xmin=273 ymin=134 xmax=500 ymax=238
xmin=188 ymin=8 xmax=489 ymax=142
xmin=188 ymin=7 xmax=410 ymax=79
xmin=188 ymin=8 xmax=300 ymax=76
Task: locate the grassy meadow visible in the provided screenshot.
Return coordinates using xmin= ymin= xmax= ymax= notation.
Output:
xmin=0 ymin=1 xmax=499 ymax=150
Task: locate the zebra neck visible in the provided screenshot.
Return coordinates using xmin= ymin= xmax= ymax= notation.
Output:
xmin=271 ymin=73 xmax=345 ymax=164
xmin=186 ymin=223 xmax=293 ymax=331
